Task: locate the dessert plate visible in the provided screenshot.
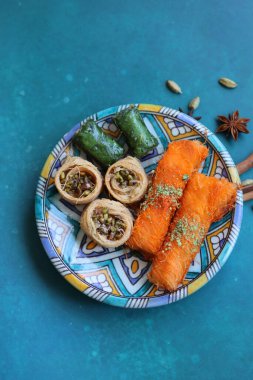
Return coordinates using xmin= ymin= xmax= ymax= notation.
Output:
xmin=35 ymin=104 xmax=243 ymax=308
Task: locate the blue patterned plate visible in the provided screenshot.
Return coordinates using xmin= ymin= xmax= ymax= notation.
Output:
xmin=35 ymin=104 xmax=243 ymax=308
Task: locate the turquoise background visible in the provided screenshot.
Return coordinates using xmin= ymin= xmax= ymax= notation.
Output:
xmin=1 ymin=0 xmax=253 ymax=379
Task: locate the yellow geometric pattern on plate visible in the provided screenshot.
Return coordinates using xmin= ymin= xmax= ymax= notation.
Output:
xmin=182 ymin=278 xmax=191 ymax=286
xmin=41 ymin=153 xmax=55 ymax=179
xmin=86 ymin=240 xmax=97 ymax=251
xmin=228 ymin=167 xmax=241 ymax=184
xmin=65 ymin=273 xmax=89 ymax=292
xmin=209 ymin=153 xmax=220 ymax=177
xmin=138 ymin=104 xmax=162 ymax=112
xmin=145 ymin=286 xmax=157 ymax=297
xmin=103 ymin=127 xmax=120 ymax=139
xmin=188 ymin=274 xmax=208 ymax=295
xmin=78 ymin=269 xmax=121 ymax=296
xmin=131 ymin=259 xmax=139 ymax=274
xmin=156 ymin=115 xmax=197 ymax=141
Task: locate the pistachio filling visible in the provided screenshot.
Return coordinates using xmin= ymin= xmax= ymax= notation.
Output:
xmin=92 ymin=208 xmax=126 ymax=241
xmin=60 ymin=168 xmax=95 ymax=198
xmin=113 ymin=167 xmax=139 ymax=188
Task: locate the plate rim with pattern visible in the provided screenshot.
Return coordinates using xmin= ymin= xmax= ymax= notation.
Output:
xmin=35 ymin=104 xmax=243 ymax=308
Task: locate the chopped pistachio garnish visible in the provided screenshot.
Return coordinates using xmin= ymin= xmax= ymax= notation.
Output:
xmin=141 ymin=183 xmax=183 ymax=211
xmin=114 ymin=167 xmax=139 ymax=188
xmin=164 ymin=216 xmax=206 ymax=251
xmin=156 ymin=184 xmax=183 ymax=197
xmin=92 ymin=208 xmax=126 ymax=241
xmin=60 ymin=168 xmax=95 ymax=198
xmin=182 ymin=174 xmax=189 ymax=181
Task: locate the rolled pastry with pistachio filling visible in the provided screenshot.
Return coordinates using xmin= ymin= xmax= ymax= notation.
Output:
xmin=73 ymin=119 xmax=124 ymax=167
xmin=113 ymin=106 xmax=158 ymax=158
xmin=80 ymin=199 xmax=133 ymax=248
xmin=55 ymin=157 xmax=103 ymax=205
xmin=105 ymin=156 xmax=148 ymax=204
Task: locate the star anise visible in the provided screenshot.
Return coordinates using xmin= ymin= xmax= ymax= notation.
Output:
xmin=217 ymin=110 xmax=250 ymax=141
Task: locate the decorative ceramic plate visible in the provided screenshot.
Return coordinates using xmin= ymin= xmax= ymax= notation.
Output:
xmin=35 ymin=104 xmax=243 ymax=308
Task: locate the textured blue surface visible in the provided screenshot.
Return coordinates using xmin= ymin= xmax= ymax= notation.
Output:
xmin=1 ymin=0 xmax=253 ymax=379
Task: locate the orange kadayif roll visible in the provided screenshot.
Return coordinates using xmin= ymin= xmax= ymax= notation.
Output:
xmin=148 ymin=172 xmax=237 ymax=292
xmin=127 ymin=140 xmax=208 ymax=258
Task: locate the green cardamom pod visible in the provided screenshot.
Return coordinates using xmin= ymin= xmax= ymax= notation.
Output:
xmin=166 ymin=80 xmax=182 ymax=94
xmin=218 ymin=77 xmax=237 ymax=88
xmin=188 ymin=96 xmax=200 ymax=111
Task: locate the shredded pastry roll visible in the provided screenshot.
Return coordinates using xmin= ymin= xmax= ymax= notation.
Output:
xmin=149 ymin=173 xmax=237 ymax=291
xmin=127 ymin=140 xmax=209 ymax=257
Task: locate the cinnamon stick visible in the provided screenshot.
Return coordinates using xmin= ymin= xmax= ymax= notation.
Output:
xmin=244 ymin=191 xmax=253 ymax=201
xmin=236 ymin=153 xmax=253 ymax=175
xmin=242 ymin=184 xmax=253 ymax=194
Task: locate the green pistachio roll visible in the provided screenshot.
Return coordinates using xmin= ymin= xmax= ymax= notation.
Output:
xmin=114 ymin=106 xmax=158 ymax=158
xmin=73 ymin=119 xmax=124 ymax=167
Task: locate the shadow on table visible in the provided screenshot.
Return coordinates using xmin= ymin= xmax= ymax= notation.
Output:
xmin=24 ymin=197 xmax=102 ymax=309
